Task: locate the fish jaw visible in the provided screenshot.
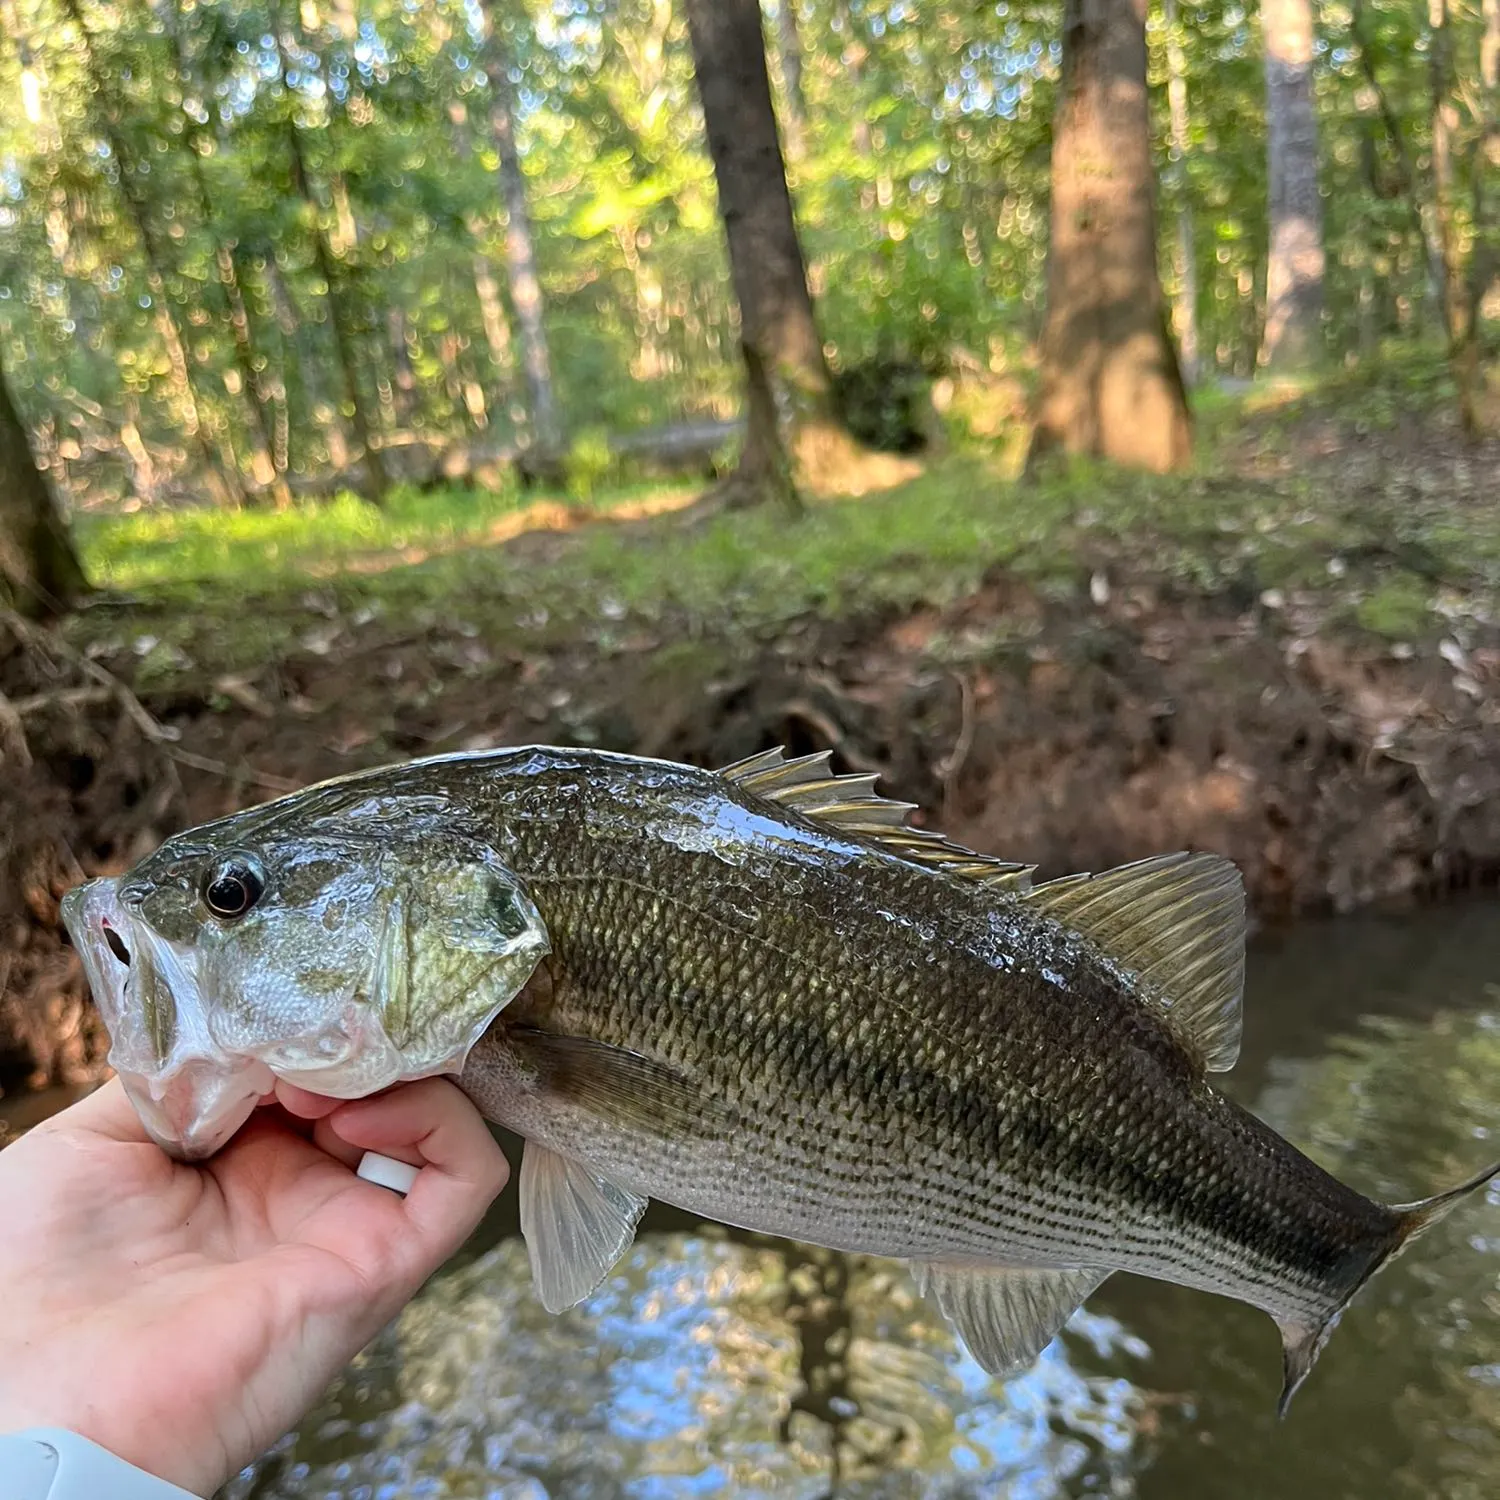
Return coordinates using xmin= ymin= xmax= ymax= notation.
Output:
xmin=62 ymin=876 xmax=274 ymax=1158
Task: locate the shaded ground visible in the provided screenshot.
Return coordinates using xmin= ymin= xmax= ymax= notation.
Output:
xmin=3 ymin=363 xmax=1498 ymax=1097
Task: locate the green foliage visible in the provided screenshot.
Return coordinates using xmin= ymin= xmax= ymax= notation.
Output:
xmin=563 ymin=424 xmax=616 ymax=502
xmin=0 ymin=0 xmax=1494 ymax=516
xmin=1354 ymin=575 xmax=1432 ymax=639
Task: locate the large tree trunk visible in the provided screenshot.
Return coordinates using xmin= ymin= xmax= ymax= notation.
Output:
xmin=1163 ymin=0 xmax=1199 ymax=384
xmin=683 ymin=0 xmax=868 ymax=506
xmin=1260 ymin=0 xmax=1326 ymax=372
xmin=476 ymin=3 xmax=562 ymax=464
xmin=0 ymin=363 xmax=87 ymax=616
xmin=1029 ymin=0 xmax=1190 ymax=473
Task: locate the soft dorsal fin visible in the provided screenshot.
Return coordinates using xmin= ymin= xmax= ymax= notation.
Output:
xmin=1023 ymin=852 xmax=1246 ymax=1071
xmin=719 ymin=747 xmax=1035 ymax=892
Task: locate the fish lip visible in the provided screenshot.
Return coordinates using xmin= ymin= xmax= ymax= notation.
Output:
xmin=62 ymin=876 xmax=267 ymax=1161
xmin=61 ymin=877 xmax=132 ymax=1031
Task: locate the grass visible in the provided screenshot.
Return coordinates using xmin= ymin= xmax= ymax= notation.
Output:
xmin=77 ymin=477 xmax=701 ymax=592
xmin=70 ymin=361 xmax=1500 ymax=685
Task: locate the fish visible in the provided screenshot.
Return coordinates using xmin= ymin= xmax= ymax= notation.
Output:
xmin=61 ymin=744 xmax=1500 ymax=1412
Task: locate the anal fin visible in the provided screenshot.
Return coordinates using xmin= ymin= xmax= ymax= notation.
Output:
xmin=518 ymin=1142 xmax=648 ymax=1313
xmin=912 ymin=1261 xmax=1110 ymax=1375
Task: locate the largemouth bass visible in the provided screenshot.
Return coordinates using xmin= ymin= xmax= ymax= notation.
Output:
xmin=61 ymin=745 xmax=1499 ymax=1411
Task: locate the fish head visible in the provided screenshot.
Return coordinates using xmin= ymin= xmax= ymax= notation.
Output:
xmin=61 ymin=800 xmax=549 ymax=1160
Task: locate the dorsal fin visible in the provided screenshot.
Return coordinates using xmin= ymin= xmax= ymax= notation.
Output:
xmin=718 ymin=747 xmax=1035 ymax=892
xmin=1023 ymin=852 xmax=1246 ymax=1070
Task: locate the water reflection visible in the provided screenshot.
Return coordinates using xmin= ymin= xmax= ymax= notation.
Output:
xmin=224 ymin=902 xmax=1500 ymax=1500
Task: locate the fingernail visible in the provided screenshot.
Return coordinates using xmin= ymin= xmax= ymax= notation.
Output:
xmin=357 ymin=1151 xmax=420 ymax=1195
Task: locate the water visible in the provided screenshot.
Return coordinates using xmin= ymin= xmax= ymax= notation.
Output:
xmin=204 ymin=900 xmax=1499 ymax=1499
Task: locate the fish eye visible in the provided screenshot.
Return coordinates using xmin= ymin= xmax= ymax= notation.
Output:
xmin=202 ymin=853 xmax=267 ymax=920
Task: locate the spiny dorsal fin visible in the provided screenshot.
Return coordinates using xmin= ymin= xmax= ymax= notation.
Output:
xmin=1023 ymin=852 xmax=1246 ymax=1071
xmin=719 ymin=747 xmax=1035 ymax=891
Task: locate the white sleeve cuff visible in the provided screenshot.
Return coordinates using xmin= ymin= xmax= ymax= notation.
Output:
xmin=0 ymin=1428 xmax=204 ymax=1499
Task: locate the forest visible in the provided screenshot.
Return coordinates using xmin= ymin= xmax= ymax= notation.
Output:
xmin=3 ymin=4 xmax=1500 ymax=1494
xmin=0 ymin=0 xmax=1494 ymax=579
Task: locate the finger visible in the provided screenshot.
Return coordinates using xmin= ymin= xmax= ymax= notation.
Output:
xmin=327 ymin=1078 xmax=508 ymax=1262
xmin=310 ymin=1114 xmax=365 ymax=1170
xmin=274 ymin=1081 xmax=346 ymax=1121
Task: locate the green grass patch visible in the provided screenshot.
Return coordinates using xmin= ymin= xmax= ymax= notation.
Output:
xmin=78 ymin=477 xmax=700 ymax=594
xmin=69 ymin=365 xmax=1500 ymax=685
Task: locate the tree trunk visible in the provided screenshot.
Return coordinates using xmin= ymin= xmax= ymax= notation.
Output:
xmin=446 ymin=100 xmax=516 ymax=410
xmin=775 ymin=0 xmax=808 ymax=162
xmin=1163 ymin=0 xmax=1199 ymax=383
xmin=476 ymin=3 xmax=562 ymax=462
xmin=1030 ymin=0 xmax=1190 ymax=473
xmin=60 ymin=0 xmax=243 ymax=504
xmin=1465 ymin=0 xmax=1499 ymax=392
xmin=164 ymin=0 xmax=289 ymax=505
xmin=1429 ymin=0 xmax=1481 ymax=436
xmin=1348 ymin=0 xmax=1445 ymax=317
xmin=0 ymin=361 xmax=88 ymax=616
xmin=683 ymin=0 xmax=866 ymax=506
xmin=275 ymin=18 xmax=390 ymax=502
xmin=1260 ymin=0 xmax=1326 ymax=373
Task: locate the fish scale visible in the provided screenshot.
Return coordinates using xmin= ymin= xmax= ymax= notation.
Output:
xmin=60 ymin=744 xmax=1500 ymax=1410
xmin=483 ymin=763 xmax=1375 ymax=1290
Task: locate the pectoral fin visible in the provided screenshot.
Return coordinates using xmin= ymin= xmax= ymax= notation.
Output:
xmin=518 ymin=1142 xmax=648 ymax=1313
xmin=912 ymin=1261 xmax=1110 ymax=1375
xmin=509 ymin=1028 xmax=733 ymax=1141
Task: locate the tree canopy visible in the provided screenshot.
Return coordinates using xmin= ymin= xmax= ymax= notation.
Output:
xmin=0 ymin=0 xmax=1493 ymax=513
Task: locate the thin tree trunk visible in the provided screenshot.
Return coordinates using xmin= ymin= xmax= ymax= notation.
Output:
xmin=775 ymin=0 xmax=808 ymax=162
xmin=1260 ymin=0 xmax=1326 ymax=372
xmin=684 ymin=0 xmax=868 ymax=506
xmin=1429 ymin=0 xmax=1480 ymax=437
xmin=833 ymin=1 xmax=874 ymax=158
xmin=274 ymin=18 xmax=390 ymax=502
xmin=476 ymin=3 xmax=562 ymax=463
xmin=162 ymin=0 xmax=289 ymax=504
xmin=447 ymin=100 xmax=516 ymax=408
xmin=0 ymin=360 xmax=88 ymax=616
xmin=1465 ymin=0 xmax=1499 ymax=377
xmin=1163 ymin=0 xmax=1199 ymax=384
xmin=1348 ymin=0 xmax=1444 ymax=314
xmin=59 ymin=0 xmax=242 ymax=504
xmin=1030 ymin=0 xmax=1190 ymax=473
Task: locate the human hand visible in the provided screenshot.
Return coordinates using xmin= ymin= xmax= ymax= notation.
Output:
xmin=0 ymin=1075 xmax=508 ymax=1497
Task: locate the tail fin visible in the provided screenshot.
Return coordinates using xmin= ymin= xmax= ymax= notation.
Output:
xmin=1276 ymin=1156 xmax=1500 ymax=1418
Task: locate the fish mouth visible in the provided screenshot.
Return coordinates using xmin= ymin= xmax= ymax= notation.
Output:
xmin=61 ymin=877 xmax=270 ymax=1160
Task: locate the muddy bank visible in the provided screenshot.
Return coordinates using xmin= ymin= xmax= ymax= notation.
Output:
xmin=3 ymin=572 xmax=1497 ymax=1096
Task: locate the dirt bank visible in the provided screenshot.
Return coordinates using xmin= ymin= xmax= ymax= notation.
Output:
xmin=4 ymin=557 xmax=1497 ymax=1099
